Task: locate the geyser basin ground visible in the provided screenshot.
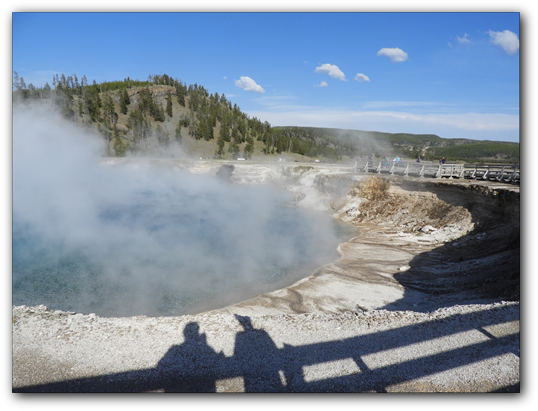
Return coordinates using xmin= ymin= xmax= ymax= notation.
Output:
xmin=12 ymin=161 xmax=520 ymax=392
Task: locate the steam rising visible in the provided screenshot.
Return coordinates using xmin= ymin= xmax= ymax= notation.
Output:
xmin=13 ymin=104 xmax=344 ymax=317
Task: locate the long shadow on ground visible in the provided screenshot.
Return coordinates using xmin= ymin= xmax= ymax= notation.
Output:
xmin=14 ymin=305 xmax=519 ymax=393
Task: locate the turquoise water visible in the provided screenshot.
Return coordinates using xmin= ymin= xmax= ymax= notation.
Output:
xmin=13 ymin=183 xmax=357 ymax=317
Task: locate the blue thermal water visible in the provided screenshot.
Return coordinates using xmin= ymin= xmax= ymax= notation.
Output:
xmin=12 ymin=184 xmax=357 ymax=317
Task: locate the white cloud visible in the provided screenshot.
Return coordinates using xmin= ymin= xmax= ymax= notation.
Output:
xmin=377 ymin=47 xmax=408 ymax=63
xmin=354 ymin=73 xmax=370 ymax=82
xmin=315 ymin=81 xmax=328 ymax=88
xmin=457 ymin=33 xmax=470 ymax=43
xmin=234 ymin=76 xmax=266 ymax=93
xmin=488 ymin=30 xmax=519 ymax=55
xmin=314 ymin=64 xmax=347 ymax=81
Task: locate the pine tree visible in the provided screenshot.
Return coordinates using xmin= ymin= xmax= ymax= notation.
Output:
xmin=165 ymin=91 xmax=173 ymax=117
xmin=129 ymin=109 xmax=151 ymax=142
xmin=103 ymin=94 xmax=116 ymax=123
xmin=195 ymin=118 xmax=205 ymax=140
xmin=243 ymin=135 xmax=255 ymax=159
xmin=113 ymin=124 xmax=126 ymax=156
xmin=219 ymin=118 xmax=231 ymax=143
xmin=120 ymin=89 xmax=130 ymax=114
xmin=176 ymin=82 xmax=186 ymax=107
xmin=228 ymin=141 xmax=240 ymax=159
xmin=154 ymin=102 xmax=165 ymax=122
xmin=215 ymin=137 xmax=225 ymax=158
xmin=43 ymin=82 xmax=52 ymax=99
xmin=74 ymin=74 xmax=80 ymax=96
xmin=13 ymin=71 xmax=20 ymax=91
xmin=139 ymin=87 xmax=158 ymax=118
xmin=84 ymin=86 xmax=101 ymax=122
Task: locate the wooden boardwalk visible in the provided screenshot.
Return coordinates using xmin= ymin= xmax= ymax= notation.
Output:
xmin=354 ymin=160 xmax=519 ymax=184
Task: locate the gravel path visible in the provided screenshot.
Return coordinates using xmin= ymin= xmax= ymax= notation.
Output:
xmin=12 ymin=301 xmax=519 ymax=392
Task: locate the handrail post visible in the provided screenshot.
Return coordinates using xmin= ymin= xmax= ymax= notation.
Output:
xmin=483 ymin=165 xmax=489 ymax=180
xmin=510 ymin=165 xmax=519 ymax=183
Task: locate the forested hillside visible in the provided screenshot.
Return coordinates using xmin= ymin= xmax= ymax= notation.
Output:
xmin=283 ymin=127 xmax=520 ymax=163
xmin=12 ymin=71 xmax=519 ymax=163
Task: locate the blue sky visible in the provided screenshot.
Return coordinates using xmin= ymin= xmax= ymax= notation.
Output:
xmin=12 ymin=11 xmax=520 ymax=142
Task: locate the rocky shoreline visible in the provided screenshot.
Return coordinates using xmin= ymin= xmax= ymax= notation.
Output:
xmin=12 ymin=162 xmax=520 ymax=392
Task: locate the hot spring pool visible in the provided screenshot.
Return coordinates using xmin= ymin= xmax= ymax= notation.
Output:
xmin=13 ymin=171 xmax=357 ymax=317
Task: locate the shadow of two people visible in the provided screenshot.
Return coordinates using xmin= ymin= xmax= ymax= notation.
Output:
xmin=156 ymin=314 xmax=286 ymax=392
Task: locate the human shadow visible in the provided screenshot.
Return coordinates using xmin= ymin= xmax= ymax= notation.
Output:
xmin=232 ymin=315 xmax=286 ymax=392
xmin=13 ymin=305 xmax=519 ymax=393
xmin=155 ymin=322 xmax=225 ymax=392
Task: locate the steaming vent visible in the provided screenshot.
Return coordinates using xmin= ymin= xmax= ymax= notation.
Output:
xmin=12 ymin=104 xmax=353 ymax=317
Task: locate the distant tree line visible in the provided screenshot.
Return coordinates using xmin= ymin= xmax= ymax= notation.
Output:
xmin=12 ymin=71 xmax=519 ymax=162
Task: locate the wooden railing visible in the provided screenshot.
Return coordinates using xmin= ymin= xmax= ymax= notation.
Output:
xmin=463 ymin=164 xmax=519 ymax=183
xmin=353 ymin=160 xmax=519 ymax=184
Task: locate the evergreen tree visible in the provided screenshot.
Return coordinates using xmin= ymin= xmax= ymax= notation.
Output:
xmin=13 ymin=72 xmax=28 ymax=100
xmin=179 ymin=113 xmax=190 ymax=128
xmin=120 ymin=89 xmax=130 ymax=114
xmin=228 ymin=141 xmax=240 ymax=159
xmin=103 ymin=94 xmax=116 ymax=123
xmin=219 ymin=118 xmax=231 ymax=143
xmin=243 ymin=135 xmax=255 ymax=159
xmin=215 ymin=137 xmax=225 ymax=158
xmin=74 ymin=74 xmax=80 ymax=96
xmin=165 ymin=91 xmax=173 ymax=117
xmin=43 ymin=82 xmax=52 ymax=99
xmin=113 ymin=123 xmax=126 ymax=156
xmin=205 ymin=119 xmax=215 ymax=141
xmin=84 ymin=85 xmax=101 ymax=122
xmin=154 ymin=102 xmax=165 ymax=122
xmin=129 ymin=109 xmax=151 ymax=142
xmin=98 ymin=122 xmax=112 ymax=143
xmin=195 ymin=118 xmax=205 ymax=140
xmin=138 ymin=87 xmax=154 ymax=115
xmin=176 ymin=82 xmax=186 ymax=107
xmin=13 ymin=71 xmax=20 ymax=91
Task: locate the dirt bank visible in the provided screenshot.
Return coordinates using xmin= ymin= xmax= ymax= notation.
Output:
xmin=209 ymin=167 xmax=519 ymax=316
